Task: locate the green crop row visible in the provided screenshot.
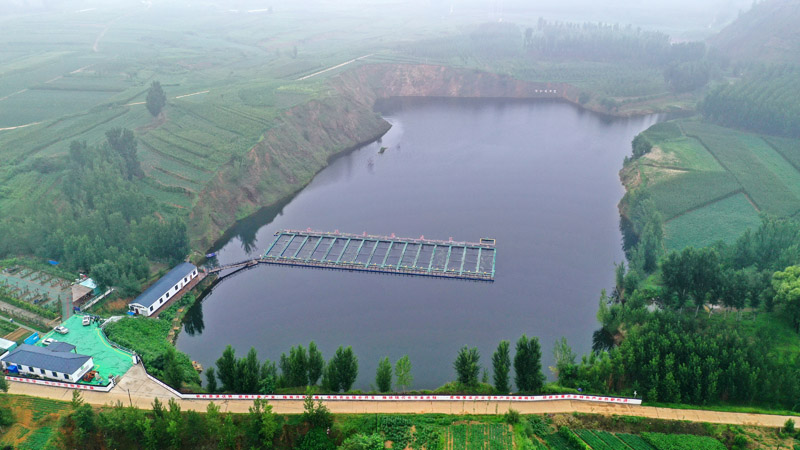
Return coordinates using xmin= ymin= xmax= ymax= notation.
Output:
xmin=0 ymin=320 xmax=18 ymax=335
xmin=594 ymin=430 xmax=636 ymax=450
xmin=684 ymin=122 xmax=800 ymax=217
xmin=664 ymin=193 xmax=762 ymax=250
xmin=172 ymin=101 xmax=265 ymax=137
xmin=543 ymin=433 xmax=573 ymax=450
xmin=765 ymin=135 xmax=800 ymax=171
xmin=444 ymin=424 xmax=512 ymax=450
xmin=575 ymin=429 xmax=617 ymax=450
xmin=138 ymin=136 xmax=217 ymax=175
xmin=642 ymin=432 xmax=726 ymax=450
xmin=18 ymin=426 xmax=57 ymax=450
xmin=147 ymin=167 xmax=203 ymax=193
xmin=616 ymin=433 xmax=656 ymax=450
xmin=641 ymin=121 xmax=683 ymax=143
xmin=137 ymin=182 xmax=194 ymax=210
xmin=648 ymin=171 xmax=741 ymax=220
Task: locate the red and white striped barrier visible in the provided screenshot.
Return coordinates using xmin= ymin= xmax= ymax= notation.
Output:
xmin=181 ymin=393 xmax=641 ymax=405
xmin=7 ymin=373 xmax=640 ymax=405
xmin=6 ymin=376 xmax=114 ymax=392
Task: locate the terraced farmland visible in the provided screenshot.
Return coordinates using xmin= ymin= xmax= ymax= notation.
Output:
xmin=683 ymin=121 xmax=800 ymax=217
xmin=627 ymin=119 xmax=800 ymax=249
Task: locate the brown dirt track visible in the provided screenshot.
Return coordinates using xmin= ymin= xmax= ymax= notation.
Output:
xmin=7 ymin=365 xmax=796 ymax=428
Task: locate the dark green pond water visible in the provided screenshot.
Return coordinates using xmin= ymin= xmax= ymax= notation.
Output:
xmin=177 ymin=98 xmax=661 ymax=390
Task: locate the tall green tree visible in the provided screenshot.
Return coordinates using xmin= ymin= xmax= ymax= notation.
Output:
xmin=301 ymin=388 xmax=333 ymax=429
xmin=105 ymin=128 xmax=143 ymax=179
xmin=327 ymin=346 xmax=358 ymax=392
xmin=492 ymin=340 xmax=511 ymax=394
xmin=308 ymin=341 xmax=324 ymax=386
xmin=280 ymin=345 xmax=309 ymax=387
xmin=375 ymin=357 xmax=392 ymax=393
xmin=216 ymin=345 xmax=237 ymax=392
xmin=514 ymin=335 xmax=545 ymax=393
xmin=163 ymin=346 xmax=183 ymax=390
xmin=146 ymin=81 xmax=167 ymax=117
xmin=246 ymin=399 xmax=278 ymax=449
xmin=690 ymin=247 xmax=722 ymax=316
xmin=259 ymin=361 xmax=278 ymax=394
xmin=551 ymin=337 xmax=577 ymax=385
xmin=773 ymin=265 xmax=800 ymax=331
xmin=205 ymin=366 xmax=218 ymax=393
xmin=454 ymin=346 xmax=481 ymax=388
xmin=236 ymin=347 xmax=261 ymax=393
xmin=394 ymin=355 xmax=413 ymax=393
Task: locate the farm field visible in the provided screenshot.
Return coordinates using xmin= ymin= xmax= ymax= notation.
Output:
xmin=444 ymin=423 xmax=513 ymax=450
xmin=0 ymin=0 xmax=702 ymax=252
xmin=0 ymin=395 xmax=67 ymax=450
xmin=682 ymin=121 xmax=800 ymax=217
xmin=0 ymin=398 xmax=791 ymax=450
xmin=664 ymin=193 xmax=761 ymax=250
xmin=625 ymin=119 xmax=800 ymax=249
xmin=641 ymin=432 xmax=727 ymax=450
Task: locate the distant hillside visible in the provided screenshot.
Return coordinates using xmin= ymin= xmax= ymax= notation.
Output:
xmin=709 ymin=0 xmax=800 ymax=62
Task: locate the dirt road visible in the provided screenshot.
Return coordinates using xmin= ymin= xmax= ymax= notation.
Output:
xmin=7 ymin=366 xmax=795 ymax=428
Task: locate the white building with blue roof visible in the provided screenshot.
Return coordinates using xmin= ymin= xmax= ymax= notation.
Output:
xmin=0 ymin=343 xmax=93 ymax=382
xmin=128 ymin=262 xmax=198 ymax=317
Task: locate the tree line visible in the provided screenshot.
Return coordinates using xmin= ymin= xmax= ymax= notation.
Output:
xmin=53 ymin=390 xmax=336 ymax=450
xmin=0 ymin=129 xmax=189 ymax=296
xmin=210 ymin=343 xmax=359 ymax=394
xmin=205 ymin=335 xmax=548 ymax=395
xmin=524 ymin=20 xmax=721 ymax=92
xmin=562 ymin=308 xmax=800 ymax=407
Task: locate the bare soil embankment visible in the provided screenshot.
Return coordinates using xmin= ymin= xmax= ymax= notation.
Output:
xmin=189 ymin=64 xmax=581 ymax=249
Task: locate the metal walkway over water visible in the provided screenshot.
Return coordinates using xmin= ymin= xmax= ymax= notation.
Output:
xmin=261 ymin=230 xmax=496 ymax=281
xmin=208 ymin=230 xmax=496 ymax=281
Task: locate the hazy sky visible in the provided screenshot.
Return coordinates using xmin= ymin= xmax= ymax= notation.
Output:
xmin=3 ymin=0 xmax=755 ymax=37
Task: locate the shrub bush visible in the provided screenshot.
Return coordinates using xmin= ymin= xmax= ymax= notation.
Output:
xmin=504 ymin=409 xmax=521 ymax=425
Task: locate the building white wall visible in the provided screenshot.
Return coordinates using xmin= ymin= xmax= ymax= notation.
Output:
xmin=130 ymin=267 xmax=198 ymax=317
xmin=4 ymin=356 xmax=93 ymax=382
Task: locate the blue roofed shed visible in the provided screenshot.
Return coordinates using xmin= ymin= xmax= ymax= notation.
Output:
xmin=0 ymin=343 xmax=93 ymax=382
xmin=128 ymin=263 xmax=198 ymax=317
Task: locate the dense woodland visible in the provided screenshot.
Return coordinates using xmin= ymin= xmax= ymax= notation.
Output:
xmin=606 ymin=127 xmax=800 ymax=409
xmin=0 ymin=129 xmax=189 ymax=295
xmin=701 ymin=64 xmax=800 ymax=138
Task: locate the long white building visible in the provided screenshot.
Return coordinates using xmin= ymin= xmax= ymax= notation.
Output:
xmin=128 ymin=262 xmax=198 ymax=317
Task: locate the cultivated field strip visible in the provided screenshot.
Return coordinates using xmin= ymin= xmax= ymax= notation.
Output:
xmin=683 ymin=122 xmax=800 ymax=217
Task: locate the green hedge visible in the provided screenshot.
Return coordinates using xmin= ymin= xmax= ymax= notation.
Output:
xmin=0 ymin=291 xmax=59 ymax=320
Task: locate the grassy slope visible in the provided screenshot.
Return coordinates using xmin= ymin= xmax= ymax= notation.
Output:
xmin=623 ymin=118 xmax=800 ymax=250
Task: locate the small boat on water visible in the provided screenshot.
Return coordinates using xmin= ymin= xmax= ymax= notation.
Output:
xmin=479 ymin=238 xmax=496 ymax=245
xmin=192 ymin=361 xmax=203 ymax=373
xmin=205 ymin=252 xmax=217 ymax=259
